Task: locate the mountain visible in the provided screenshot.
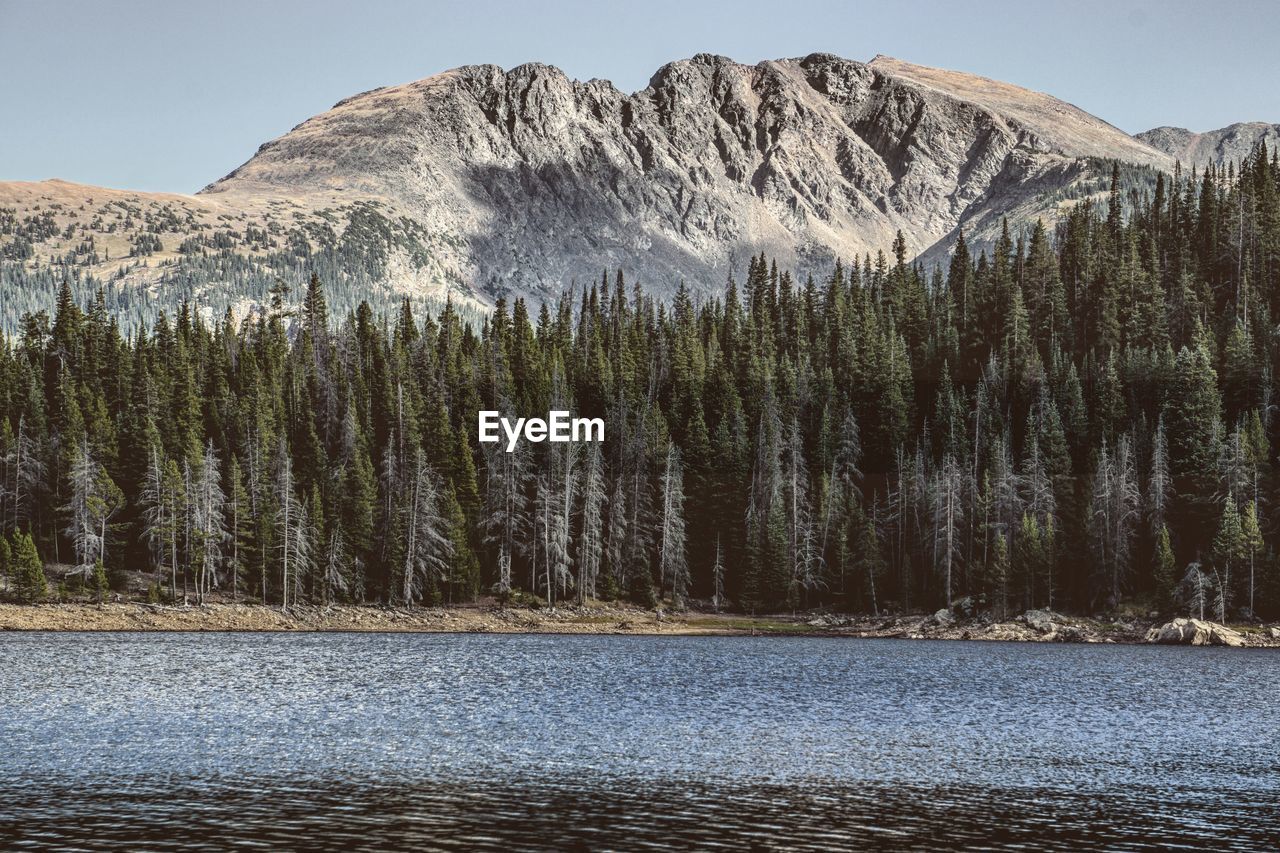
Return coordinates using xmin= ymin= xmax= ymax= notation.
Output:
xmin=0 ymin=53 xmax=1190 ymax=328
xmin=200 ymin=52 xmax=1174 ymax=291
xmin=1137 ymin=122 xmax=1280 ymax=167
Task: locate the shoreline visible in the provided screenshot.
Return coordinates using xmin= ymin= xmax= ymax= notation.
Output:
xmin=2 ymin=603 xmax=1279 ymax=646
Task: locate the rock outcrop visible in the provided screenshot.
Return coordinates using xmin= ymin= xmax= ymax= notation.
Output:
xmin=1145 ymin=618 xmax=1245 ymax=647
xmin=1021 ymin=609 xmax=1060 ymax=634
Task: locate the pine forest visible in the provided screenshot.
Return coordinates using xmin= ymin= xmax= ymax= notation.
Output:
xmin=3 ymin=155 xmax=1280 ymax=624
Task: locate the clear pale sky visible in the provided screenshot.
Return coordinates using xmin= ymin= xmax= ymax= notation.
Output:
xmin=2 ymin=0 xmax=1276 ymax=193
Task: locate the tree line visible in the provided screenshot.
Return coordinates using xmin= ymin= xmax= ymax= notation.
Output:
xmin=2 ymin=148 xmax=1280 ymax=620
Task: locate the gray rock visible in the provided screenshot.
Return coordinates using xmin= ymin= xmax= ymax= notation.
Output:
xmin=1053 ymin=625 xmax=1088 ymax=643
xmin=932 ymin=608 xmax=956 ymax=628
xmin=984 ymin=621 xmax=1033 ymax=641
xmin=1145 ymin=618 xmax=1245 ymax=647
xmin=1022 ymin=609 xmax=1059 ymax=634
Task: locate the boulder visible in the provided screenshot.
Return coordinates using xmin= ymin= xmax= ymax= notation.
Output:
xmin=1052 ymin=625 xmax=1088 ymax=643
xmin=932 ymin=608 xmax=957 ymax=628
xmin=1269 ymin=626 xmax=1280 ymax=640
xmin=1205 ymin=623 xmax=1246 ymax=647
xmin=1021 ymin=609 xmax=1059 ymax=634
xmin=983 ymin=621 xmax=1036 ymax=641
xmin=1145 ymin=618 xmax=1244 ymax=647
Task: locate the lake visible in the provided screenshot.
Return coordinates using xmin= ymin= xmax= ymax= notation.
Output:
xmin=1 ymin=633 xmax=1277 ymax=849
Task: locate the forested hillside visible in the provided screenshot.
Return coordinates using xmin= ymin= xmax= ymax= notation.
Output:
xmin=0 ymin=188 xmax=487 ymax=334
xmin=3 ymin=149 xmax=1280 ymax=620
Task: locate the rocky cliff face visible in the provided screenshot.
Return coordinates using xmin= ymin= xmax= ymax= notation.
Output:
xmin=1137 ymin=122 xmax=1280 ymax=167
xmin=198 ymin=53 xmax=1174 ymax=299
xmin=1 ymin=52 xmax=1197 ymax=316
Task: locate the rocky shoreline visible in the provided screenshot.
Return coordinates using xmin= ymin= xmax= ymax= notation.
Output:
xmin=806 ymin=609 xmax=1280 ymax=647
xmin=1 ymin=602 xmax=1279 ymax=646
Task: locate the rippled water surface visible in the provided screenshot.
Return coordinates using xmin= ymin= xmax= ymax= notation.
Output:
xmin=1 ymin=632 xmax=1277 ymax=849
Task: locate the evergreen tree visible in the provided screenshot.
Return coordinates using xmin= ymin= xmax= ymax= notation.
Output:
xmin=12 ymin=531 xmax=46 ymax=603
xmin=1242 ymin=500 xmax=1264 ymax=616
xmin=1152 ymin=525 xmax=1177 ymax=612
xmin=0 ymin=536 xmax=10 ymax=595
xmin=658 ymin=442 xmax=689 ymax=607
xmin=1179 ymin=561 xmax=1214 ymax=621
xmin=1210 ymin=497 xmax=1245 ymax=618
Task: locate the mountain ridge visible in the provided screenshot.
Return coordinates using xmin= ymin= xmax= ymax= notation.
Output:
xmin=190 ymin=51 xmax=1176 ymax=296
xmin=1137 ymin=122 xmax=1280 ymax=167
xmin=0 ymin=52 xmax=1249 ymax=326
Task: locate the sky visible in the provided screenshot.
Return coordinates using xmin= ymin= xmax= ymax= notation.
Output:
xmin=1 ymin=0 xmax=1277 ymax=193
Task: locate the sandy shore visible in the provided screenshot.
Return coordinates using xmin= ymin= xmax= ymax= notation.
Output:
xmin=2 ymin=602 xmax=1279 ymax=645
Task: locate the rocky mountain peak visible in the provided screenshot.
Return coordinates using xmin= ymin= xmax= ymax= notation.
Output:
xmin=2 ymin=51 xmax=1198 ymax=318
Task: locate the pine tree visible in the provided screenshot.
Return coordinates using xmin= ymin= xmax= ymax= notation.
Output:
xmin=1179 ymin=561 xmax=1214 ymax=621
xmin=1089 ymin=437 xmax=1141 ymax=609
xmin=191 ymin=442 xmax=227 ymax=604
xmin=482 ymin=410 xmax=530 ymax=599
xmin=1210 ymin=496 xmax=1245 ymax=618
xmin=1242 ymin=500 xmax=1264 ymax=617
xmin=1166 ymin=335 xmax=1223 ymax=553
xmin=92 ymin=559 xmax=109 ymax=604
xmin=0 ymin=535 xmax=10 ymax=595
xmin=1014 ymin=513 xmax=1050 ymax=612
xmin=1152 ymin=524 xmax=1177 ymax=612
xmin=855 ymin=512 xmax=884 ymax=616
xmin=576 ymin=443 xmax=606 ymax=604
xmin=227 ymin=457 xmax=251 ymax=602
xmin=12 ymin=531 xmax=45 ymax=603
xmin=932 ymin=454 xmax=964 ymax=608
xmin=322 ymin=525 xmax=350 ymax=604
xmin=658 ymin=442 xmax=689 ymax=608
xmin=990 ymin=532 xmax=1010 ymax=619
xmin=4 ymin=415 xmax=45 ymax=535
xmin=782 ymin=419 xmax=819 ymax=608
xmin=1147 ymin=416 xmax=1172 ymax=533
xmin=275 ymin=452 xmax=306 ymax=611
xmin=444 ymin=488 xmax=479 ymax=604
xmin=711 ymin=535 xmax=726 ymax=612
xmin=141 ymin=450 xmax=184 ymax=603
xmin=400 ymin=449 xmax=452 ymax=605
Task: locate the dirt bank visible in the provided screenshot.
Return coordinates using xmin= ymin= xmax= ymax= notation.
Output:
xmin=0 ymin=602 xmax=720 ymax=634
xmin=2 ymin=602 xmax=1279 ymax=645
